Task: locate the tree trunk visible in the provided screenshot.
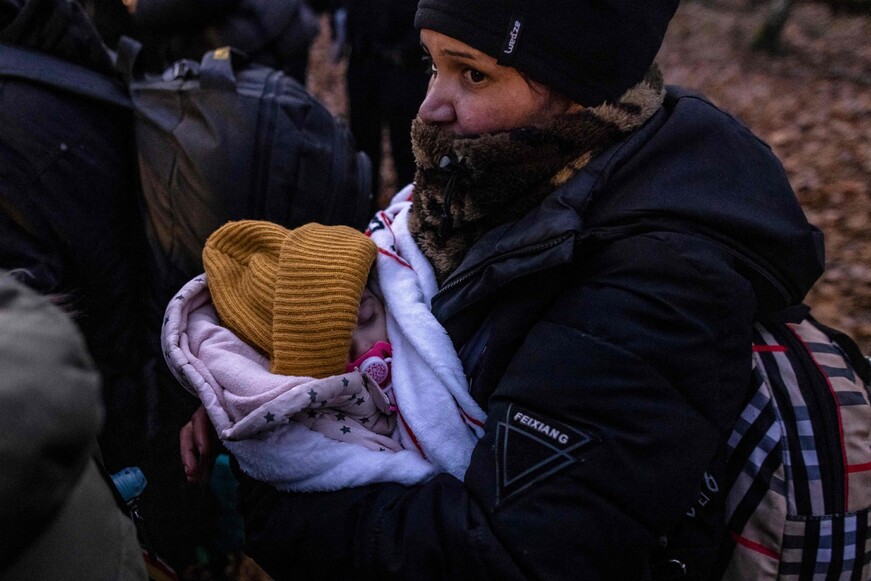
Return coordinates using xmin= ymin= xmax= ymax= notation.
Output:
xmin=752 ymin=0 xmax=797 ymax=54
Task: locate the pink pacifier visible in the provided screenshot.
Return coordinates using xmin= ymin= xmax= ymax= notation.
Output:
xmin=346 ymin=341 xmax=393 ymax=387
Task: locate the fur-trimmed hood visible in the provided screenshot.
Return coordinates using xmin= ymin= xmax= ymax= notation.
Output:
xmin=429 ymin=86 xmax=824 ymax=320
xmin=410 ymin=66 xmax=667 ymax=281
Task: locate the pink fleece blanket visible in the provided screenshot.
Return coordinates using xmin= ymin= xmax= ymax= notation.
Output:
xmin=162 ymin=190 xmax=487 ymax=492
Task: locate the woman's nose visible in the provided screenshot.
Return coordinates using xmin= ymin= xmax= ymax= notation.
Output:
xmin=417 ymin=80 xmax=455 ymax=125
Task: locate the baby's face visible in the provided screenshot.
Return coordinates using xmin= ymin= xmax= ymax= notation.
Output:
xmin=350 ymin=287 xmax=388 ymax=361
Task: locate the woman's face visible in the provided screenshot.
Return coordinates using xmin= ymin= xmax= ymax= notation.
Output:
xmin=350 ymin=287 xmax=388 ymax=362
xmin=418 ymin=29 xmax=571 ymax=136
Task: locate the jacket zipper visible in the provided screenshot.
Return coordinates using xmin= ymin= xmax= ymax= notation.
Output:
xmin=434 ymin=232 xmax=574 ymax=299
xmin=703 ymin=237 xmax=794 ymax=306
xmin=436 ymin=154 xmax=466 ymax=243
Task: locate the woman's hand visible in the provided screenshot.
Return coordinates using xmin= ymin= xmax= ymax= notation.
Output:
xmin=179 ymin=405 xmax=218 ymax=484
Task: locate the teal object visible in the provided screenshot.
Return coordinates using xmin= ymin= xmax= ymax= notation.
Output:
xmin=111 ymin=466 xmax=148 ymax=503
xmin=209 ymin=454 xmax=245 ymax=553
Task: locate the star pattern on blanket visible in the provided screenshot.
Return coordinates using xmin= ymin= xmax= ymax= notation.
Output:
xmin=360 ymin=417 xmax=370 ymax=425
xmin=355 ymin=397 xmax=365 ymax=406
xmin=340 ymin=425 xmax=351 ymax=434
xmin=336 ymin=412 xmax=346 ymax=421
xmin=308 ymin=389 xmax=318 ymax=403
xmin=264 ymin=411 xmax=275 ymax=423
xmin=341 ymin=378 xmax=349 ymax=388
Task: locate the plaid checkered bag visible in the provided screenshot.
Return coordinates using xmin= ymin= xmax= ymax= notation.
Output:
xmin=721 ymin=311 xmax=871 ymax=580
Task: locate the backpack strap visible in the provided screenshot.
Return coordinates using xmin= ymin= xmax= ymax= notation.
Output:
xmin=0 ymin=43 xmax=131 ymax=109
xmin=760 ymin=303 xmax=810 ymax=324
xmin=810 ymin=316 xmax=871 ymax=385
xmin=114 ymin=35 xmax=143 ymax=87
xmin=761 ymin=303 xmax=871 ymax=385
xmin=199 ymin=46 xmax=250 ymax=91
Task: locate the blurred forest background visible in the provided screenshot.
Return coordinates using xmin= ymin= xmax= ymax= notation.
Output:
xmin=308 ymin=0 xmax=871 ymax=354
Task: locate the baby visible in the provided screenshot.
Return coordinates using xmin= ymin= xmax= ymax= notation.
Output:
xmin=163 ymin=213 xmax=486 ymax=492
xmin=199 ymin=220 xmax=401 ymax=451
xmin=347 ymin=286 xmax=393 ymax=396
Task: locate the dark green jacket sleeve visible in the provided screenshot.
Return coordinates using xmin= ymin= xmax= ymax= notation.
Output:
xmin=0 ymin=274 xmax=102 ymax=567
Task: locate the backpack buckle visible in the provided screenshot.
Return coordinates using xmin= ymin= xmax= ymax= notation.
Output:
xmin=650 ymin=558 xmax=687 ymax=580
xmin=164 ymin=59 xmax=199 ymax=81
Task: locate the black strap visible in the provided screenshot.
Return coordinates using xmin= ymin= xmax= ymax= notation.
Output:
xmin=758 ymin=303 xmax=811 ymax=325
xmin=810 ymin=315 xmax=871 ymax=385
xmin=114 ymin=35 xmax=143 ymax=87
xmin=199 ymin=46 xmax=249 ymax=91
xmin=761 ymin=304 xmax=870 ymax=386
xmin=0 ymin=43 xmax=131 ymax=109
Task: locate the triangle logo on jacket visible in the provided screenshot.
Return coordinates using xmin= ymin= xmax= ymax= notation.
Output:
xmin=496 ymin=404 xmax=599 ymax=503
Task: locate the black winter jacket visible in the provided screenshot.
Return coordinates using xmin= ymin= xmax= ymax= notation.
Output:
xmin=236 ymin=88 xmax=824 ymax=580
xmin=129 ymin=0 xmax=319 ymax=79
xmin=0 ymin=0 xmax=153 ymax=470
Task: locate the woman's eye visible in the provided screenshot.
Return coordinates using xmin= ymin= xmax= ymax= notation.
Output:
xmin=464 ymin=69 xmax=486 ymax=84
xmin=421 ymin=56 xmax=436 ymax=76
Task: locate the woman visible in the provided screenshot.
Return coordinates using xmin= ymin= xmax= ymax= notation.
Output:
xmin=181 ymin=0 xmax=824 ymax=578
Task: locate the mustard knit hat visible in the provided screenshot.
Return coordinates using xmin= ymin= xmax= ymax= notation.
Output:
xmin=202 ymin=220 xmax=377 ymax=378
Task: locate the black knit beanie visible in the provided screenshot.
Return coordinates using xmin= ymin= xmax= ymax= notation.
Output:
xmin=414 ymin=0 xmax=679 ymax=106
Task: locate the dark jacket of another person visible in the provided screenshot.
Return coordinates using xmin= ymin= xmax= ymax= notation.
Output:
xmin=129 ymin=0 xmax=319 ymax=81
xmin=0 ymin=0 xmax=154 ymax=470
